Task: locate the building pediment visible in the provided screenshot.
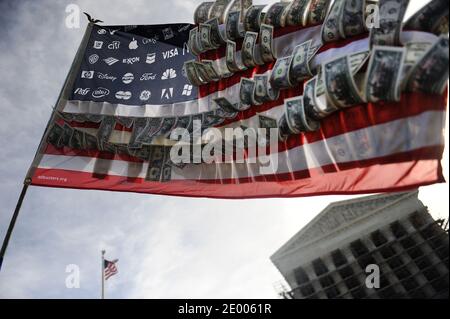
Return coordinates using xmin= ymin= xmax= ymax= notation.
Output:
xmin=273 ymin=191 xmax=418 ymax=259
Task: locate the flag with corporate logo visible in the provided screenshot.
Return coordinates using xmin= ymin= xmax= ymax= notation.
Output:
xmin=26 ymin=10 xmax=448 ymax=199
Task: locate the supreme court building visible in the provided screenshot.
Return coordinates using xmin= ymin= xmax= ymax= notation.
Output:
xmin=271 ymin=191 xmax=449 ymax=299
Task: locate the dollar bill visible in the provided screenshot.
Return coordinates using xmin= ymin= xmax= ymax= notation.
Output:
xmin=61 ymin=123 xmax=74 ymax=147
xmin=285 ymin=96 xmax=306 ymax=134
xmin=226 ymin=40 xmax=243 ymax=72
xmin=259 ymin=115 xmax=277 ymax=129
xmin=257 ymin=115 xmax=277 ymax=144
xmin=244 ymin=5 xmax=265 ymax=31
xmin=298 ymin=96 xmax=320 ymax=132
xmin=349 ymin=50 xmax=371 ymax=75
xmin=97 ymin=116 xmax=115 ymax=144
xmin=270 ymin=56 xmax=294 ymax=89
xmin=184 ymin=60 xmax=206 ymax=86
xmin=194 ymin=2 xmax=215 ymax=24
xmin=160 ymin=161 xmax=173 ymax=183
xmin=101 ymin=141 xmax=117 ymax=154
xmin=85 ymin=114 xmax=103 ymax=124
xmin=277 ymin=114 xmax=292 ymax=141
xmin=286 ymin=0 xmax=311 ymax=27
xmin=194 ymin=61 xmax=213 ymax=83
xmin=369 ymin=0 xmax=409 ymax=47
xmin=188 ymin=27 xmax=200 ymax=56
xmin=85 ymin=133 xmax=98 ymax=150
xmin=322 ymin=0 xmax=346 ymax=43
xmin=264 ymin=2 xmax=290 ymax=28
xmin=214 ymin=97 xmax=239 ymax=118
xmin=158 ymin=117 xmax=178 ymax=137
xmin=365 ymin=46 xmax=406 ymax=103
xmin=70 ymin=129 xmax=85 ymax=149
xmin=400 ymin=41 xmax=433 ymax=89
xmin=260 ymin=24 xmax=275 ymax=62
xmin=239 ymin=77 xmax=256 ymax=108
xmin=404 ymin=0 xmax=449 ymax=35
xmin=209 ymin=0 xmax=232 ymax=24
xmin=342 ymin=0 xmax=366 ymax=37
xmin=146 ymin=146 xmax=167 ymax=181
xmin=267 ymin=78 xmax=280 ymax=101
xmin=323 ymin=55 xmax=364 ymax=108
xmin=254 ymin=74 xmax=269 ymax=104
xmin=308 ymin=0 xmax=331 ymax=25
xmin=290 ymin=40 xmax=314 ymax=84
xmin=202 ymin=60 xmax=221 ymax=81
xmin=115 ymin=143 xmax=130 ymax=156
xmin=223 ymin=0 xmax=243 ymax=20
xmin=406 ymin=35 xmax=449 ymax=94
xmin=174 ymin=115 xmax=192 ymax=130
xmin=199 ymin=23 xmax=215 ymax=50
xmin=129 ymin=145 xmax=151 ymax=160
xmin=226 ymin=10 xmax=242 ymax=40
xmin=206 ymin=17 xmax=225 ymax=47
xmin=303 ymin=76 xmax=324 ymax=120
xmin=202 ymin=110 xmax=225 ymax=128
xmin=242 ymin=31 xmax=258 ymax=67
xmin=47 ymin=122 xmax=63 ymax=147
xmin=128 ymin=118 xmax=149 ymax=149
xmin=116 ymin=116 xmax=134 ymax=129
xmin=72 ymin=113 xmax=86 ymax=123
xmin=240 ymin=0 xmax=253 ymax=20
xmin=141 ymin=117 xmax=164 ymax=144
xmin=58 ymin=112 xmax=74 ymax=122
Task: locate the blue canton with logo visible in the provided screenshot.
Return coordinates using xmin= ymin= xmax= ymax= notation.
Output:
xmin=71 ymin=24 xmax=198 ymax=106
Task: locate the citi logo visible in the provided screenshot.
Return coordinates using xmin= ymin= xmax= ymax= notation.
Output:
xmin=162 ymin=48 xmax=179 ymax=60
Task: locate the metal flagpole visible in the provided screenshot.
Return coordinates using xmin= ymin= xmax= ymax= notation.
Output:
xmin=101 ymin=250 xmax=105 ymax=299
xmin=0 ymin=18 xmax=95 ymax=273
xmin=0 ymin=180 xmax=30 ymax=271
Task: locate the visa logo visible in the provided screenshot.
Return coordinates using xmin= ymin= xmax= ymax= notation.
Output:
xmin=162 ymin=48 xmax=179 ymax=60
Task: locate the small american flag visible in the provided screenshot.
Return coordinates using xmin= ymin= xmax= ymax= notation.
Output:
xmin=104 ymin=259 xmax=118 ymax=280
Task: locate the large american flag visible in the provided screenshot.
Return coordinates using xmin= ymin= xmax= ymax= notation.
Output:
xmin=26 ymin=20 xmax=447 ymax=199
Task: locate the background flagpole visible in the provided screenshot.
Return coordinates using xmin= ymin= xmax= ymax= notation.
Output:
xmin=101 ymin=250 xmax=105 ymax=299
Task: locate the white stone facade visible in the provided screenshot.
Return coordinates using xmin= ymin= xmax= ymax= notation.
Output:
xmin=271 ymin=191 xmax=449 ymax=299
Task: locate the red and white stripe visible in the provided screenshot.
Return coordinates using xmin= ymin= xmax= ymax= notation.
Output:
xmin=31 ymin=92 xmax=447 ymax=199
xmin=104 ymin=260 xmax=118 ymax=280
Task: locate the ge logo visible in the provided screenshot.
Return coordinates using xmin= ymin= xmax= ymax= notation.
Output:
xmin=140 ymin=90 xmax=151 ymax=101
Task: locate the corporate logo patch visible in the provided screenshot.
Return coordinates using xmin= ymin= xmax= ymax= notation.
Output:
xmin=92 ymin=87 xmax=110 ymax=98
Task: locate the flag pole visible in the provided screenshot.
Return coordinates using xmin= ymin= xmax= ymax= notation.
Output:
xmin=0 ymin=20 xmax=95 ymax=274
xmin=0 ymin=179 xmax=31 ymax=271
xmin=101 ymin=250 xmax=105 ymax=299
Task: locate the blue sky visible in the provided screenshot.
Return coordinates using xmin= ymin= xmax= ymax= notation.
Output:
xmin=0 ymin=0 xmax=448 ymax=298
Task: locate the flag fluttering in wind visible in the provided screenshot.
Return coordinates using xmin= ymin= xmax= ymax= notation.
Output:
xmin=104 ymin=259 xmax=118 ymax=280
xmin=25 ymin=0 xmax=448 ymax=199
